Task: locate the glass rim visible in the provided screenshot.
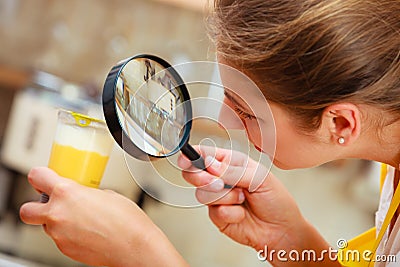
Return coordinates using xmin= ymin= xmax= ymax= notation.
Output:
xmin=57 ymin=109 xmax=107 ymax=128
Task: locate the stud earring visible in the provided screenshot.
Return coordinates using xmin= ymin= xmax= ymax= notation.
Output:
xmin=338 ymin=137 xmax=345 ymax=144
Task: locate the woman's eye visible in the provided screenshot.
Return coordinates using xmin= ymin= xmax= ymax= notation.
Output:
xmin=234 ymin=107 xmax=255 ymax=120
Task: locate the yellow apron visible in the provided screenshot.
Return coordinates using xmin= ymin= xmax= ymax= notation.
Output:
xmin=339 ymin=164 xmax=400 ymax=266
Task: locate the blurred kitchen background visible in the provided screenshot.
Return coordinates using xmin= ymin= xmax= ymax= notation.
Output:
xmin=0 ymin=0 xmax=381 ymax=266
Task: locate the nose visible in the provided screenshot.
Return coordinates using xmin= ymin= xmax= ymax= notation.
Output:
xmin=218 ymin=98 xmax=245 ymax=130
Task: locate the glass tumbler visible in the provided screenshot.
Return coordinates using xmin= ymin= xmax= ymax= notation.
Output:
xmin=41 ymin=110 xmax=114 ymax=202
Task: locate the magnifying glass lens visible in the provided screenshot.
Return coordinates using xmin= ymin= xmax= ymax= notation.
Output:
xmin=104 ymin=55 xmax=203 ymax=168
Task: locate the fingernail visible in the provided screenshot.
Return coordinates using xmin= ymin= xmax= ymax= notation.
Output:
xmin=205 ymin=156 xmax=213 ymax=165
xmin=210 ymin=179 xmax=224 ymax=191
xmin=206 ymin=156 xmax=220 ymax=169
xmin=238 ymin=191 xmax=245 ymax=202
xmin=178 ymin=154 xmax=192 ymax=170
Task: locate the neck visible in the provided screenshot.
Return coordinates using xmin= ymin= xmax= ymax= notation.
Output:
xmin=352 ymin=119 xmax=400 ymax=169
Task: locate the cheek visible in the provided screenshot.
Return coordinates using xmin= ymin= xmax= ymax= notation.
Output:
xmin=243 ymin=120 xmax=261 ymax=144
xmin=244 ymin=119 xmax=276 ymax=155
xmin=270 ymin=116 xmax=306 ymax=165
xmin=275 ymin=129 xmax=297 ymax=155
xmin=245 ymin=120 xmax=259 ymax=141
xmin=273 ymin=130 xmax=307 ymax=169
xmin=273 ymin=124 xmax=326 ymax=169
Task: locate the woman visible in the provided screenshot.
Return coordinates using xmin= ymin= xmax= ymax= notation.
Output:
xmin=20 ymin=0 xmax=400 ymax=266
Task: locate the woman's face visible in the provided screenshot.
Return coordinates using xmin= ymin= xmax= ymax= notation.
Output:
xmin=220 ymin=94 xmax=332 ymax=169
xmin=217 ymin=57 xmax=334 ymax=170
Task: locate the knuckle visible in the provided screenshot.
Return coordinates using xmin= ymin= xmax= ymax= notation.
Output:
xmin=181 ymin=174 xmax=194 ymax=186
xmin=220 ymin=165 xmax=233 ymax=178
xmin=181 ymin=171 xmax=190 ymax=180
xmin=46 ymin=208 xmax=62 ymax=226
xmin=195 ymin=189 xmax=209 ymax=203
xmin=52 ymin=182 xmax=73 ymax=198
xmin=45 ymin=202 xmax=66 ymax=227
xmin=220 ymin=191 xmax=235 ymax=204
xmin=217 ymin=206 xmax=230 ymax=221
xmin=195 ymin=189 xmax=204 ymax=201
xmin=182 ymin=172 xmax=201 ymax=186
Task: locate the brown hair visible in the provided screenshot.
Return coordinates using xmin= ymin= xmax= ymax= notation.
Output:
xmin=209 ymin=0 xmax=400 ymax=131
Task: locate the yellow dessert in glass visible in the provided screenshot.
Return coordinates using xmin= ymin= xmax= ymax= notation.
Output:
xmin=47 ymin=110 xmax=114 ymax=189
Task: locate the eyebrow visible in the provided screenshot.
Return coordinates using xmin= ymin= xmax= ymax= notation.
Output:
xmin=223 ymin=91 xmax=249 ymax=111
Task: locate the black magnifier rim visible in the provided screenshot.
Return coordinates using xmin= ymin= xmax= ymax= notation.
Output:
xmin=102 ymin=54 xmax=193 ymax=160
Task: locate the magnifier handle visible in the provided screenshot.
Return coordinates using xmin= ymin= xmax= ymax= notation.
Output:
xmin=181 ymin=144 xmax=232 ymax=188
xmin=181 ymin=144 xmax=206 ymax=170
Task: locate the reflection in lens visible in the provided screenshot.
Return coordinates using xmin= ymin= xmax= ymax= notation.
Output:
xmin=115 ymin=58 xmax=188 ymax=157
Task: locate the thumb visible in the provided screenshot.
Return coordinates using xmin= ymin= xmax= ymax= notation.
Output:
xmin=27 ymin=167 xmax=67 ymax=195
xmin=20 ymin=202 xmax=47 ymax=225
xmin=205 ymin=156 xmax=269 ymax=192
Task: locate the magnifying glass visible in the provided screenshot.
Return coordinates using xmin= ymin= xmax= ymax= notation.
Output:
xmin=102 ymin=54 xmax=206 ymax=170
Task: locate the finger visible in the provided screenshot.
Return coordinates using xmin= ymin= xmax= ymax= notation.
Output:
xmin=209 ymin=205 xmax=246 ymax=228
xmin=179 ymin=145 xmax=248 ymax=169
xmin=177 ymin=145 xmax=212 ymax=171
xmin=20 ymin=202 xmax=47 ymax=225
xmin=205 ymin=156 xmax=269 ymax=190
xmin=177 ymin=152 xmax=209 ymax=176
xmin=181 ymin=169 xmax=225 ymax=192
xmin=177 ymin=153 xmax=193 ymax=170
xmin=196 ymin=188 xmax=245 ymax=205
xmin=179 ymin=151 xmax=224 ymax=190
xmin=196 ymin=145 xmax=250 ymax=167
xmin=179 ymin=146 xmax=263 ymax=190
xmin=27 ymin=167 xmax=65 ymax=195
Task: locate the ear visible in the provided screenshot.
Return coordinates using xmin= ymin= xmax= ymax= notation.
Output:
xmin=321 ymin=103 xmax=361 ymax=146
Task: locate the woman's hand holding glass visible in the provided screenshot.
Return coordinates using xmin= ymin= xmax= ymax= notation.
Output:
xmin=19 ymin=167 xmax=188 ymax=267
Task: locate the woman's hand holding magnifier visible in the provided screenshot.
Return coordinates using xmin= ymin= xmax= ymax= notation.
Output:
xmin=178 ymin=146 xmax=338 ymax=266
